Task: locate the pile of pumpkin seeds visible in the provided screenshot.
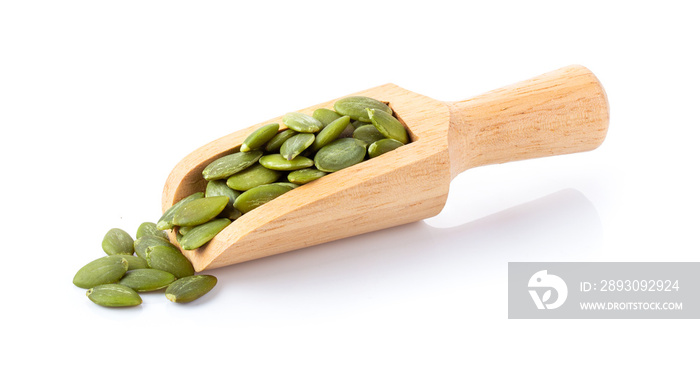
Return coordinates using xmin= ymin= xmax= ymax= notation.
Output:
xmin=74 ymin=224 xmax=217 ymax=307
xmin=159 ymin=96 xmax=410 ymax=250
xmin=74 ymin=96 xmax=408 ymax=307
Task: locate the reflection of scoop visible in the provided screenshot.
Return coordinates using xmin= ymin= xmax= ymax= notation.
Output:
xmin=162 ymin=65 xmax=610 ymax=272
xmin=528 ymin=270 xmax=568 ymax=309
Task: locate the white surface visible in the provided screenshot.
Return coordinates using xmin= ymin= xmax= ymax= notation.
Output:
xmin=1 ymin=1 xmax=698 ymax=376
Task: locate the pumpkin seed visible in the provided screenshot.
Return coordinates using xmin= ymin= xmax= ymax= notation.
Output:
xmin=311 ymin=115 xmax=350 ymax=152
xmin=226 ymin=163 xmax=281 ymax=191
xmin=314 ymin=138 xmax=367 ymax=172
xmin=367 ymin=108 xmax=409 ymax=144
xmin=233 ymin=183 xmax=296 ymax=213
xmin=121 ymin=255 xmax=149 ymax=270
xmin=178 ymin=226 xmax=193 ymax=235
xmin=165 ymin=275 xmax=217 ymax=303
xmin=134 ymin=235 xmax=178 ymax=260
xmin=119 ymin=269 xmax=176 ymax=292
xmin=282 ymin=112 xmax=323 ymax=133
xmin=281 ymin=133 xmax=315 ymax=160
xmin=201 ymin=150 xmax=263 ymax=181
xmin=157 ymin=192 xmax=205 ymax=230
xmin=145 ymin=245 xmax=195 ymax=279
xmin=171 ymin=196 xmax=229 ymax=227
xmin=180 ymin=218 xmax=231 ymax=250
xmin=368 ymin=138 xmax=404 ymax=158
xmin=259 ymin=154 xmax=314 ymax=171
xmin=86 ymin=284 xmax=142 ymax=307
xmin=206 ymin=179 xmax=240 ymax=201
xmin=205 ymin=179 xmax=242 ymax=220
xmin=312 ymin=108 xmax=342 ymax=127
xmin=353 ymin=124 xmax=385 ymax=146
xmin=265 ymin=129 xmax=297 ymax=153
xmin=136 ymin=222 xmax=167 ymax=240
xmin=101 ymin=228 xmax=134 ymax=256
xmin=240 ymin=123 xmax=279 ymax=152
xmin=73 ymin=255 xmax=129 ymax=289
xmin=334 ymin=96 xmax=392 ymax=122
xmin=287 ymin=168 xmax=327 ymax=184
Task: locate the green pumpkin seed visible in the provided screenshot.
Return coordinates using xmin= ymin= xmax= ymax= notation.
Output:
xmin=136 ymin=222 xmax=167 ymax=240
xmin=180 ymin=218 xmax=232 ymax=250
xmin=311 ymin=115 xmax=351 ymax=152
xmin=367 ymin=108 xmax=409 ymax=144
xmin=265 ymin=129 xmax=297 ymax=153
xmin=233 ymin=183 xmax=296 ymax=213
xmin=205 ymin=180 xmax=242 ymax=220
xmin=119 ymin=269 xmax=176 ymax=292
xmin=122 ymin=255 xmax=149 ymax=270
xmin=134 ymin=235 xmax=178 ymax=259
xmin=368 ymin=138 xmax=404 ymax=158
xmin=353 ymin=124 xmax=385 ymax=146
xmin=171 ymin=196 xmax=229 ymax=227
xmin=314 ymin=138 xmax=367 ymax=172
xmin=281 ymin=133 xmax=315 ymax=160
xmin=259 ymin=154 xmax=314 ymax=171
xmin=165 ymin=275 xmax=218 ymax=303
xmin=145 ymin=245 xmax=195 ymax=279
xmin=101 ymin=228 xmax=134 ymax=256
xmin=287 ymin=168 xmax=327 ymax=184
xmin=312 ymin=108 xmax=342 ymax=127
xmin=73 ymin=255 xmax=129 ymax=289
xmin=240 ymin=123 xmax=279 ymax=152
xmin=201 ymin=150 xmax=263 ymax=181
xmin=206 ymin=179 xmax=241 ymax=201
xmin=157 ymin=192 xmax=205 ymax=230
xmin=282 ymin=112 xmax=323 ymax=133
xmin=226 ymin=163 xmax=281 ymax=191
xmin=334 ymin=96 xmax=392 ymax=122
xmin=179 ymin=226 xmax=193 ymax=235
xmin=87 ymin=284 xmax=142 ymax=307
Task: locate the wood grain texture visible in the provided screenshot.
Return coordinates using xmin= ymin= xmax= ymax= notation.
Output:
xmin=162 ymin=65 xmax=609 ymax=271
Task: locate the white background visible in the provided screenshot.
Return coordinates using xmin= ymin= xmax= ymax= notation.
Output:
xmin=1 ymin=1 xmax=698 ymax=375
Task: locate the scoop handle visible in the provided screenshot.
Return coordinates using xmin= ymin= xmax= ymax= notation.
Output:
xmin=446 ymin=65 xmax=609 ymax=178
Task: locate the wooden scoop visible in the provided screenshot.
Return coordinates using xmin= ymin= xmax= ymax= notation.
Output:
xmin=162 ymin=65 xmax=609 ymax=271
